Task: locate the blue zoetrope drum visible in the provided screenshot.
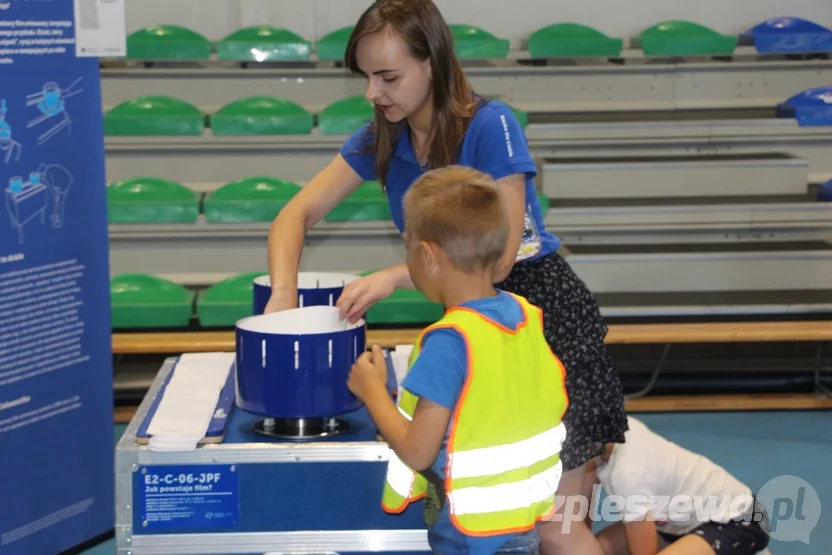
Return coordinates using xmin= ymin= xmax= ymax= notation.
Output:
xmin=235 ymin=305 xmax=366 ymax=420
xmin=252 ymin=272 xmax=360 ymax=315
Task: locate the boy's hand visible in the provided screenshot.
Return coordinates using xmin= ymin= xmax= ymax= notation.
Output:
xmin=348 ymin=344 xmax=388 ymax=400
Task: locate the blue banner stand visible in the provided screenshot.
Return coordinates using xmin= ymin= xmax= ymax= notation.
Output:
xmin=0 ymin=1 xmax=116 ymax=554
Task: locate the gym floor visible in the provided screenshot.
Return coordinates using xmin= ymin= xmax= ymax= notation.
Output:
xmin=84 ymin=411 xmax=831 ymax=555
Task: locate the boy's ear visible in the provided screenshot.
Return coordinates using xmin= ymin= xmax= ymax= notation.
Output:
xmin=420 ymin=240 xmax=441 ymax=272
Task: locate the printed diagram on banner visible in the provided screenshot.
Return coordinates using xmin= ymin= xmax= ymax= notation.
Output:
xmin=26 ymin=78 xmax=83 ymax=146
xmin=0 ymin=99 xmax=23 ymax=165
xmin=5 ymin=164 xmax=74 ymax=244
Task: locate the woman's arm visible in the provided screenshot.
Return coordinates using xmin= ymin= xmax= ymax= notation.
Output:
xmin=466 ymin=102 xmax=540 ymax=285
xmin=493 ymin=173 xmax=527 ymax=283
xmin=265 ymin=154 xmax=364 ymax=312
xmin=382 ymin=263 xmax=417 ymax=289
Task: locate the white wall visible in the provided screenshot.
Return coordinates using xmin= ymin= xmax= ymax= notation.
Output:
xmin=126 ymin=0 xmax=832 ymax=50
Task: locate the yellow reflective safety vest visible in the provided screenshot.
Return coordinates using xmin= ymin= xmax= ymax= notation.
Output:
xmin=381 ymin=292 xmax=569 ymax=536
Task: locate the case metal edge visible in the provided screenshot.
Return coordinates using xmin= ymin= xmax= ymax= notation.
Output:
xmin=131 ymin=529 xmax=431 ymax=554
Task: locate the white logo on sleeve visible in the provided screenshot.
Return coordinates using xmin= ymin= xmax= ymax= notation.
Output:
xmin=499 ymin=114 xmax=514 ymax=158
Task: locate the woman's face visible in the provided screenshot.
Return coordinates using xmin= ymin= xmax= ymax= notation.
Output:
xmin=355 ymin=27 xmax=432 ymax=124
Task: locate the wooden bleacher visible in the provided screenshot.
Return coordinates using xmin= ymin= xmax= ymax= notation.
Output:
xmin=112 ymin=321 xmax=832 ymax=423
xmin=113 ymin=321 xmax=832 ymax=354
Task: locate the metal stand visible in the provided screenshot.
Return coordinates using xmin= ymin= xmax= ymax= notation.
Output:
xmin=253 ymin=417 xmax=351 ymax=440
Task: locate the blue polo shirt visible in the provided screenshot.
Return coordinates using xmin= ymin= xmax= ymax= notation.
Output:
xmin=339 ymin=99 xmax=560 ymax=260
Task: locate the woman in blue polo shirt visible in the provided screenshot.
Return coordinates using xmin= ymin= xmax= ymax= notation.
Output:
xmin=265 ymin=2 xmax=627 ymax=553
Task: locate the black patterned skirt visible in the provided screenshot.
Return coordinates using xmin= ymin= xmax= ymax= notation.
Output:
xmin=496 ymin=251 xmax=629 ymax=471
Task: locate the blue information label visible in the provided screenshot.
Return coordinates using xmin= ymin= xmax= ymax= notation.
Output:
xmin=137 ymin=464 xmax=240 ymax=530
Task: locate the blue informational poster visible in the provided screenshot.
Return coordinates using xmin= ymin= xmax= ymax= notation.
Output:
xmin=0 ymin=1 xmax=115 ymax=554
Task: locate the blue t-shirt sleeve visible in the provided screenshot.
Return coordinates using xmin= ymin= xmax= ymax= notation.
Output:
xmin=339 ymin=123 xmax=377 ymax=182
xmin=401 ymin=328 xmax=467 ymax=410
xmin=470 ymin=101 xmax=537 ymax=181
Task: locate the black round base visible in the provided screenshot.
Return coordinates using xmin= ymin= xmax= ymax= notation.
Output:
xmin=252 ymin=417 xmax=351 ymax=440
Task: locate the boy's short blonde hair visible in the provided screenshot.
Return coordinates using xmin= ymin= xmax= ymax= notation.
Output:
xmin=403 ymin=165 xmax=509 ymax=273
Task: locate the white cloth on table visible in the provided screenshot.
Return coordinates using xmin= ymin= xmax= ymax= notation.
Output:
xmin=146 ymin=352 xmax=234 ymax=452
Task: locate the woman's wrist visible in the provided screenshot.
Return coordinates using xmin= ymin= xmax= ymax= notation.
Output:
xmin=269 ymin=278 xmax=296 ymax=293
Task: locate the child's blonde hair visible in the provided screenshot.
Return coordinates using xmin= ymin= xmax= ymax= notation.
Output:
xmin=403 ymin=165 xmax=509 ymax=273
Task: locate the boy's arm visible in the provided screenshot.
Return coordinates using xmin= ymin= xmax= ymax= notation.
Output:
xmin=362 ymin=387 xmax=451 ymax=471
xmin=348 ymin=335 xmax=463 ymax=472
xmin=623 ymin=518 xmax=658 ymax=555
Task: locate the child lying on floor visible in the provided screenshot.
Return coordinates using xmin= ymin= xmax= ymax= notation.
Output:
xmin=587 ymin=416 xmax=770 ymax=555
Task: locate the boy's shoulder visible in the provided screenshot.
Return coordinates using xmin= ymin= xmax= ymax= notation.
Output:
xmin=441 ymin=291 xmax=525 ymax=332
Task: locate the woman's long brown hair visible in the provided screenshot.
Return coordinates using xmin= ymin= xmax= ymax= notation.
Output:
xmin=344 ymin=0 xmax=480 ymax=190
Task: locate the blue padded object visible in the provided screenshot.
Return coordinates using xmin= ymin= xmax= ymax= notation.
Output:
xmin=235 ymin=305 xmax=366 ymax=419
xmin=252 ymin=272 xmax=359 ymax=315
xmin=746 ymin=17 xmax=832 ymax=53
xmin=818 ymin=179 xmax=832 ymax=202
xmin=776 ymin=86 xmax=832 ymax=126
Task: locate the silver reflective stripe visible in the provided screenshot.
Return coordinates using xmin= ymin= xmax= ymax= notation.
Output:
xmin=386 ymin=450 xmax=414 ymax=497
xmin=448 ymin=461 xmax=563 ymax=516
xmin=449 ymin=423 xmax=567 ymax=479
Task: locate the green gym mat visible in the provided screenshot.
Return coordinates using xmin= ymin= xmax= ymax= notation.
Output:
xmin=637 ymin=20 xmax=737 ymax=56
xmin=107 ymin=177 xmax=199 ymax=224
xmin=450 ymin=24 xmax=510 ymax=59
xmin=125 ymin=25 xmax=212 ymax=60
xmin=215 ymin=26 xmax=311 ymax=61
xmin=360 ymin=270 xmax=444 ymax=325
xmin=318 ymin=95 xmax=374 ymax=135
xmin=103 ymin=96 xmax=205 ymax=136
xmin=317 ymin=26 xmax=354 ymax=61
xmin=196 ymin=271 xmax=264 ymax=327
xmin=203 ymin=176 xmax=301 ymax=223
xmin=324 ymin=181 xmax=390 ymax=222
xmin=111 ymin=274 xmax=194 ymax=329
xmin=527 ymin=23 xmax=623 ymax=58
xmin=210 ymin=96 xmax=315 ymax=136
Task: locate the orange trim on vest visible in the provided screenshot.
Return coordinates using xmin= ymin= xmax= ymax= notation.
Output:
xmin=388 ymin=293 xmax=565 ymax=534
xmin=438 ymin=295 xmax=561 ymax=536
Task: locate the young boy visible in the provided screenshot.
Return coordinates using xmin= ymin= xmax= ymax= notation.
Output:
xmin=589 ymin=416 xmax=770 ymax=555
xmin=347 ymin=166 xmax=570 ymax=555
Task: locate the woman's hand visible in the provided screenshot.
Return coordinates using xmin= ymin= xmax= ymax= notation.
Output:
xmin=336 ymin=267 xmax=401 ymax=323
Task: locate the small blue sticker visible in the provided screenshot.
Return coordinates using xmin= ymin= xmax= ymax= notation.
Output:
xmin=136 ymin=464 xmax=240 ymax=531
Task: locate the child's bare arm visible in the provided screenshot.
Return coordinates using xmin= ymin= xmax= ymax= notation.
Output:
xmin=623 ymin=518 xmax=659 ymax=555
xmin=347 ymin=343 xmax=453 ymax=471
xmin=362 ymin=386 xmax=450 ymax=470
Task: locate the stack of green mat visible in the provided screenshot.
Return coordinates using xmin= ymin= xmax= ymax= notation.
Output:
xmin=196 ymin=271 xmax=264 ymax=327
xmin=111 ymin=274 xmax=194 ymax=328
xmin=107 ymin=177 xmax=199 ymax=224
xmin=203 ymin=177 xmax=302 ymax=223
